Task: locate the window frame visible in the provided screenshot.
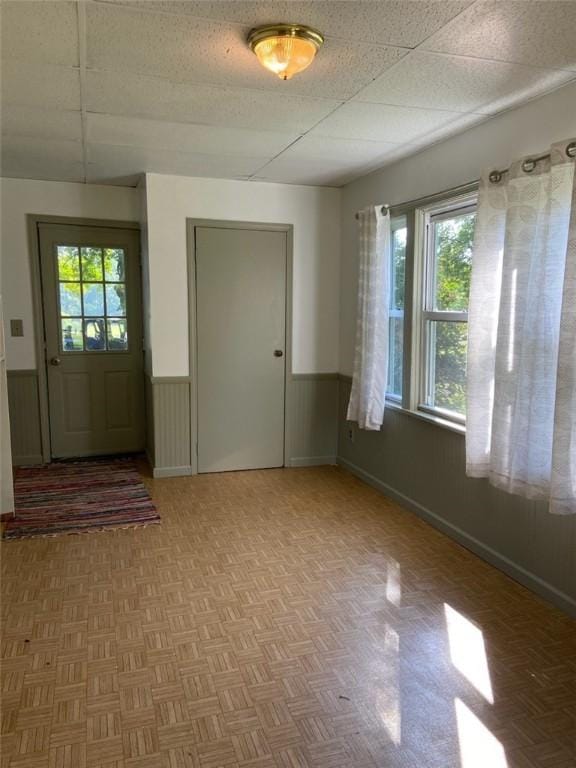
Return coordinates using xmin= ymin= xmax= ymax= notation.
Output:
xmin=384 ymin=186 xmax=477 ymax=431
xmin=386 ymin=215 xmax=407 ymax=404
xmin=418 ymin=197 xmax=477 ymax=424
xmin=55 ymin=244 xmax=129 ymax=354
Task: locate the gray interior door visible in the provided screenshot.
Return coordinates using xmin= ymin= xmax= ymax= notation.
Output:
xmin=195 ymin=226 xmax=287 ymax=473
xmin=39 ymin=223 xmax=145 ymax=458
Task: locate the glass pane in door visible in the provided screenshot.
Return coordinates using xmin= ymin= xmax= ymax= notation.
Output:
xmin=56 ymin=245 xmax=128 ymax=352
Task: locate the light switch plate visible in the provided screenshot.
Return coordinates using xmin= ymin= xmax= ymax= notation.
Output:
xmin=10 ymin=319 xmax=23 ymax=337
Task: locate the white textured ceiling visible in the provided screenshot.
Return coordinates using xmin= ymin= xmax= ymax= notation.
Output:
xmin=1 ymin=0 xmax=575 ymax=187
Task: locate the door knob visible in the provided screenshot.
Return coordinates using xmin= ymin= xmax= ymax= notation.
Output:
xmin=274 ymin=350 xmax=284 ymax=357
xmin=50 ymin=357 xmax=61 ymax=366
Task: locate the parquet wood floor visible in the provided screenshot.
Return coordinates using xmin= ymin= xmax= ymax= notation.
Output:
xmin=1 ymin=466 xmax=575 ymax=768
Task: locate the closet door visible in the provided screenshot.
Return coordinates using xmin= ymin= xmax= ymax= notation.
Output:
xmin=195 ymin=225 xmax=286 ymax=473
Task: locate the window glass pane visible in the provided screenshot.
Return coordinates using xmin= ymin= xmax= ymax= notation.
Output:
xmin=59 ymin=282 xmax=82 ymax=316
xmin=104 ymin=249 xmax=125 ymax=282
xmin=391 ymin=226 xmax=406 ymax=311
xmin=427 ymin=320 xmax=467 ymax=416
xmin=105 ymin=284 xmax=126 ymax=316
xmin=81 ymin=248 xmax=103 ymax=281
xmin=107 ymin=318 xmax=128 ymax=351
xmin=61 ymin=319 xmax=83 ymax=351
xmin=84 ymin=318 xmax=106 ymax=351
xmin=388 ymin=316 xmax=403 ymax=397
xmin=57 ymin=246 xmax=80 ymax=280
xmin=387 ymin=223 xmax=406 ymax=397
xmin=83 ymin=283 xmax=104 ymax=316
xmin=433 ymin=211 xmax=475 ymax=311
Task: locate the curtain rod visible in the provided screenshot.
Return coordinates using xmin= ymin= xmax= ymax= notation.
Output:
xmin=354 ymin=141 xmax=576 ymax=217
xmin=489 ymin=141 xmax=576 ymax=183
xmin=353 ymin=179 xmax=478 ymax=220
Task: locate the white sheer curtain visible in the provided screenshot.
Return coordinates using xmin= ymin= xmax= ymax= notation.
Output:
xmin=347 ymin=206 xmax=390 ymax=430
xmin=466 ymin=139 xmax=576 ymax=515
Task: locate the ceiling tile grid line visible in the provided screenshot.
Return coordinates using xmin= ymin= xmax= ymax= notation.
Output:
xmin=77 ymin=0 xmax=89 ymax=183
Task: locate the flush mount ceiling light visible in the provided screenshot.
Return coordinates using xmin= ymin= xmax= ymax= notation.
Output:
xmin=247 ymin=24 xmax=324 ymax=80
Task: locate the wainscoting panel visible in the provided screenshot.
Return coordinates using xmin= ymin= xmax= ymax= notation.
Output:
xmin=337 ymin=375 xmax=576 ymax=617
xmin=288 ymin=374 xmax=338 ymax=467
xmin=147 ymin=376 xmax=192 ymax=478
xmin=7 ymin=370 xmax=43 ymax=465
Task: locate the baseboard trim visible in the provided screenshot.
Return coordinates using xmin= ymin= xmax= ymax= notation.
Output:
xmin=12 ymin=454 xmax=44 ymax=467
xmin=152 ymin=465 xmax=193 ymax=478
xmin=289 ymin=456 xmax=337 ymax=467
xmin=338 ymin=456 xmax=576 ymax=619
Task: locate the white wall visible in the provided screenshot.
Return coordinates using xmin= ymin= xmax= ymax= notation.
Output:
xmin=340 ymin=80 xmax=576 ymax=373
xmin=0 ymin=178 xmax=140 ymax=370
xmin=144 ymin=173 xmax=340 ymax=377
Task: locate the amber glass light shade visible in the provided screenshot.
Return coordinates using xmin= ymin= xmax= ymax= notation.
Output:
xmin=248 ymin=25 xmax=324 ymax=80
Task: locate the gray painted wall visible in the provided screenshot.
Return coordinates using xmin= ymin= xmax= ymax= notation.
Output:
xmin=7 ymin=370 xmax=43 ymax=465
xmin=288 ymin=374 xmax=338 ymax=467
xmin=337 ymin=376 xmax=576 ymax=617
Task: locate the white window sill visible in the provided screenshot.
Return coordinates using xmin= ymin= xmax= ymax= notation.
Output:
xmin=384 ymin=399 xmax=466 ymax=436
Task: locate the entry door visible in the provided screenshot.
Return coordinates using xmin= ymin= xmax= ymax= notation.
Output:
xmin=39 ymin=223 xmax=145 ymax=458
xmin=195 ymin=226 xmax=287 ymax=473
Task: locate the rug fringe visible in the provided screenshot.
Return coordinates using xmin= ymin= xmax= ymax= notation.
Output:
xmin=3 ymin=520 xmax=161 ymax=541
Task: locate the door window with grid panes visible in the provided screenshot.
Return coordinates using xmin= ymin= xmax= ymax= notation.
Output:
xmin=57 ymin=246 xmax=128 ymax=353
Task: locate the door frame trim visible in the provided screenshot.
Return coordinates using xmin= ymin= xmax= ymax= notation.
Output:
xmin=186 ymin=219 xmax=294 ymax=475
xmin=26 ymin=214 xmax=140 ymax=462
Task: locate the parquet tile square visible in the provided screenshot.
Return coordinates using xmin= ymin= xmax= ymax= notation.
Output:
xmin=2 ymin=466 xmax=575 ymax=768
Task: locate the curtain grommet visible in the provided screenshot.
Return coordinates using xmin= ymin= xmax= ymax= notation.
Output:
xmin=522 ymin=158 xmax=537 ymax=173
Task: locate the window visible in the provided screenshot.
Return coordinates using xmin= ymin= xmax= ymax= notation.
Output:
xmin=387 ymin=217 xmax=406 ymax=400
xmin=419 ymin=198 xmax=476 ymax=422
xmin=57 ymin=245 xmax=128 ymax=352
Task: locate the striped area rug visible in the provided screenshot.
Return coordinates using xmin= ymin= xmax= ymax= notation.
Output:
xmin=3 ymin=459 xmax=160 ymax=540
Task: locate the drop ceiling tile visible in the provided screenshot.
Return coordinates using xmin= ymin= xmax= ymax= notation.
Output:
xmin=280 ymin=135 xmax=400 ymax=165
xmin=88 ymin=113 xmax=299 ymax=157
xmin=310 ymin=102 xmax=470 ymax=143
xmin=1 ymin=106 xmax=82 ymax=142
xmin=354 ymin=51 xmax=576 ymax=114
xmin=252 ymin=156 xmax=362 ymax=186
xmin=422 ymin=0 xmax=576 ymax=71
xmin=86 ymin=3 xmax=405 ymax=99
xmin=87 ymin=143 xmax=271 ymax=184
xmin=406 ymin=112 xmax=486 ymax=149
xmin=0 ymin=0 xmax=79 ymax=67
xmin=1 ymin=61 xmax=81 ymax=111
xmin=86 ymin=70 xmax=340 ymax=133
xmin=0 ymin=136 xmax=84 ymax=183
xmin=251 ymin=149 xmax=405 ymax=186
xmin=103 ymin=1 xmax=473 ymax=48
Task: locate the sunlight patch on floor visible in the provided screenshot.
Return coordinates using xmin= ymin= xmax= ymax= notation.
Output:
xmin=455 ymin=698 xmax=508 ymax=768
xmin=445 ymin=603 xmax=494 ymax=703
xmin=375 ymin=624 xmax=401 ymax=745
xmin=386 ymin=558 xmax=402 ymax=606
